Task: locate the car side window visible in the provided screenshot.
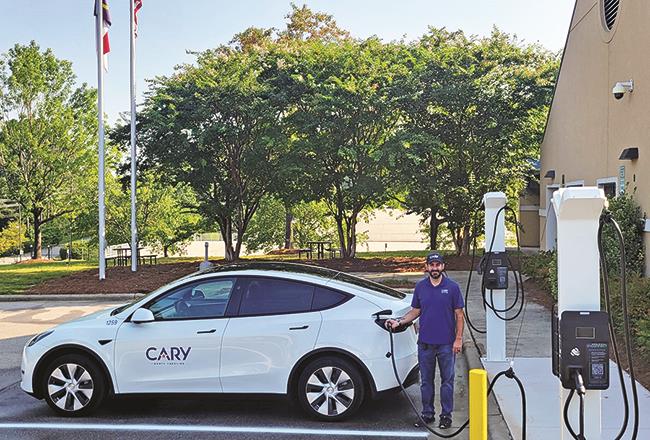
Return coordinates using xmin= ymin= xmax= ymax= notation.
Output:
xmin=311 ymin=287 xmax=348 ymax=310
xmin=148 ymin=278 xmax=236 ymax=320
xmin=238 ymin=278 xmax=315 ymax=316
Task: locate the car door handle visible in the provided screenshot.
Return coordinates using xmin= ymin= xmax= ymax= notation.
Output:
xmin=289 ymin=325 xmax=309 ymax=330
xmin=197 ymin=329 xmax=216 ymax=334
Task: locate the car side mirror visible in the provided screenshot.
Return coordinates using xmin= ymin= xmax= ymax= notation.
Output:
xmin=131 ymin=308 xmax=155 ymax=324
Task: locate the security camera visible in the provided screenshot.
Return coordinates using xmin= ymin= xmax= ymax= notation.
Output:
xmin=612 ymin=80 xmax=634 ymax=100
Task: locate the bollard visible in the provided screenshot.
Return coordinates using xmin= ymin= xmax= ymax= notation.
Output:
xmin=199 ymin=241 xmax=213 ymax=270
xmin=469 ymin=369 xmax=488 ymax=440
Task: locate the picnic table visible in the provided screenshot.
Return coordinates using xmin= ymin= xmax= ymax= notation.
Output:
xmin=107 ymin=247 xmax=158 ymax=266
xmin=306 ymin=241 xmax=341 ymax=259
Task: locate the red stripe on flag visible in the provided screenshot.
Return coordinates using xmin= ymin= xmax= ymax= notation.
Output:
xmin=134 ymin=0 xmax=142 ymax=37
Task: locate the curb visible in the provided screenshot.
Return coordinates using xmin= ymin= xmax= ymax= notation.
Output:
xmin=462 ymin=328 xmax=513 ymax=440
xmin=0 ymin=293 xmax=144 ymax=302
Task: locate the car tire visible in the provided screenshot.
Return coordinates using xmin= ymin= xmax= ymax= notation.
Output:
xmin=42 ymin=354 xmax=107 ymax=417
xmin=296 ymin=356 xmax=365 ymax=421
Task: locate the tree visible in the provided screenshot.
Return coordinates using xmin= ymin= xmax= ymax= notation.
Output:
xmin=101 ymin=171 xmax=202 ymax=257
xmin=0 ymin=220 xmax=26 ymax=256
xmin=116 ymin=47 xmax=290 ymax=261
xmin=278 ymin=3 xmax=350 ymax=43
xmin=394 ymin=29 xmax=558 ymax=254
xmin=272 ymin=39 xmax=410 ymax=258
xmin=0 ymin=42 xmax=97 ymax=258
xmin=243 ymin=196 xmax=338 ymax=254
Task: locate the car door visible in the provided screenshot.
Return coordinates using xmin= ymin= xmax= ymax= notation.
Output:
xmin=114 ymin=277 xmax=240 ymax=393
xmin=220 ymin=277 xmax=322 ymax=393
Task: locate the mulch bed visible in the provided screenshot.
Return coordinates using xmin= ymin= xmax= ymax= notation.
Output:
xmin=24 ymin=255 xmax=476 ymax=295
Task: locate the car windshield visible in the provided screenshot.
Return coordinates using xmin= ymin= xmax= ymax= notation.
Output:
xmin=331 ymin=272 xmax=406 ymax=299
xmin=110 ymin=297 xmax=141 ymax=316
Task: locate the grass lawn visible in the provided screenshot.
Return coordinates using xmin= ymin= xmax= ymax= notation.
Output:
xmin=0 ymin=260 xmax=96 ymax=295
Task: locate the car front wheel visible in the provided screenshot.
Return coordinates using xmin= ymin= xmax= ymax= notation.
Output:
xmin=297 ymin=356 xmax=365 ymax=421
xmin=42 ymin=354 xmax=107 ymax=416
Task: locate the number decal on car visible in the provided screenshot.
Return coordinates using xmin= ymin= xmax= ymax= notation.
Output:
xmin=106 ymin=319 xmax=119 ymax=326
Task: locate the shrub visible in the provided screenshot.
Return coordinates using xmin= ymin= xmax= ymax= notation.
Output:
xmin=601 ymin=192 xmax=645 ymax=277
xmin=603 ymin=276 xmax=650 ymax=354
xmin=522 ymin=250 xmax=558 ymax=300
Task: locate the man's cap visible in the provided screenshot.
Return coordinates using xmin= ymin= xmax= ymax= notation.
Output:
xmin=426 ymin=252 xmax=445 ymax=264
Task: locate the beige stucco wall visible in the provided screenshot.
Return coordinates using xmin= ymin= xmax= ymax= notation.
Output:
xmin=540 ymin=0 xmax=650 ymax=275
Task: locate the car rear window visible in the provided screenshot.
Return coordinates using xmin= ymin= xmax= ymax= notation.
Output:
xmin=312 ymin=287 xmax=349 ymax=310
xmin=331 ymin=272 xmax=406 ymax=299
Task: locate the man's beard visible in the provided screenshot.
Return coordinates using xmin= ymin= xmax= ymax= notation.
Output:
xmin=428 ymin=270 xmax=442 ymax=279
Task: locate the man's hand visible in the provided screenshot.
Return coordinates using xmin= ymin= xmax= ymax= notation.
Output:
xmin=385 ymin=318 xmax=401 ymax=330
xmin=453 ymin=338 xmax=462 ymax=354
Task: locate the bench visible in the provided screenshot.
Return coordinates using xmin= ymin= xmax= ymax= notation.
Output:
xmin=139 ymin=254 xmax=158 ymax=265
xmin=328 ymin=248 xmax=341 ymax=259
xmin=297 ymin=248 xmax=312 ymax=259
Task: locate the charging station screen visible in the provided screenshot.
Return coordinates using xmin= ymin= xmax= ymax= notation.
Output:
xmin=576 ymin=327 xmax=595 ymax=339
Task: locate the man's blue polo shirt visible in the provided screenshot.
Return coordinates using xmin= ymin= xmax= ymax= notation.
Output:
xmin=411 ymin=275 xmax=464 ymax=345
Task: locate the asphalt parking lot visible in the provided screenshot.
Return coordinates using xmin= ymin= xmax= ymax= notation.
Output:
xmin=0 ymin=300 xmax=473 ymax=440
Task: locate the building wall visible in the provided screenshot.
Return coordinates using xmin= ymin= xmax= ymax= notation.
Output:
xmin=540 ymin=0 xmax=650 ymax=274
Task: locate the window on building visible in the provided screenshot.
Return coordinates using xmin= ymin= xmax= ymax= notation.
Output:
xmin=599 ymin=182 xmax=617 ymax=199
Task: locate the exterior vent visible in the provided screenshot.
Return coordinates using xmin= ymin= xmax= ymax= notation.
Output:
xmin=603 ymin=0 xmax=620 ymax=30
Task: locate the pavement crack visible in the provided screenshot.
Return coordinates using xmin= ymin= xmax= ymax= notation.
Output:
xmin=0 ymin=380 xmax=20 ymax=395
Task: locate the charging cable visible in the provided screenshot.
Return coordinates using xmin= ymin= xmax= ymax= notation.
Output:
xmin=387 ymin=327 xmax=527 ymax=439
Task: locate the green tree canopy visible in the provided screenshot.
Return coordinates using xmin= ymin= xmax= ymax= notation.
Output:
xmin=115 ymin=47 xmax=290 ymax=261
xmin=0 ymin=42 xmax=98 ymax=259
xmin=393 ymin=29 xmax=558 ymax=254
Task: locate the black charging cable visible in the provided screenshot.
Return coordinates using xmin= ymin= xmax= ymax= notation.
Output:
xmin=563 ymin=212 xmax=641 ymax=440
xmin=464 ymin=205 xmax=526 ymax=334
xmin=386 ymin=327 xmax=527 ymax=439
xmin=597 ymin=212 xmax=640 ymax=439
xmin=563 ymin=371 xmax=587 ymax=440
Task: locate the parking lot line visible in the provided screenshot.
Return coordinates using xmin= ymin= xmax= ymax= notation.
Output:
xmin=0 ymin=422 xmax=428 ymax=438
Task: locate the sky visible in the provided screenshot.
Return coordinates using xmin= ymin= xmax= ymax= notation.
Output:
xmin=0 ymin=0 xmax=575 ymax=123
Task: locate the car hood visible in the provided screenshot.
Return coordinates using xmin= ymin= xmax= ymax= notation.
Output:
xmin=55 ymin=306 xmax=115 ymax=328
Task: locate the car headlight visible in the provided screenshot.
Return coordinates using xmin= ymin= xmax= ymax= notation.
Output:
xmin=27 ymin=330 xmax=54 ymax=347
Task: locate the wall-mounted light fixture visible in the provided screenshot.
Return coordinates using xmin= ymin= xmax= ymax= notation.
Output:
xmin=619 ymin=147 xmax=639 ymax=160
xmin=544 ymin=169 xmax=556 ymax=179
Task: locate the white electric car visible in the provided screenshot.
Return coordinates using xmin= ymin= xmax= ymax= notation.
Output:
xmin=21 ymin=262 xmax=419 ymax=420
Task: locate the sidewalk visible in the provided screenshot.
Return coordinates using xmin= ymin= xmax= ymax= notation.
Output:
xmin=455 ymin=270 xmax=650 ymax=440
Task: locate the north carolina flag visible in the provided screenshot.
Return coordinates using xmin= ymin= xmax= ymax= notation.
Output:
xmin=94 ymin=0 xmax=111 ymax=70
xmin=134 ymin=0 xmax=143 ymax=37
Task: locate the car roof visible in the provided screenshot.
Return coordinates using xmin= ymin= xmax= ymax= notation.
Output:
xmin=199 ymin=261 xmax=340 ymax=280
xmin=196 ymin=261 xmax=406 ymax=300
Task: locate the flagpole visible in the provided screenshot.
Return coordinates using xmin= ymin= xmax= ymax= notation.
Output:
xmin=96 ymin=0 xmax=106 ymax=280
xmin=130 ymin=0 xmax=138 ymax=272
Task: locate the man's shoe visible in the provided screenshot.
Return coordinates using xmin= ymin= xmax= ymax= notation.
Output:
xmin=414 ymin=415 xmax=434 ymax=427
xmin=438 ymin=416 xmax=452 ymax=429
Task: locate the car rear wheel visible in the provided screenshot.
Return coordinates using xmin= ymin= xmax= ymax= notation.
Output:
xmin=42 ymin=354 xmax=106 ymax=416
xmin=296 ymin=356 xmax=365 ymax=421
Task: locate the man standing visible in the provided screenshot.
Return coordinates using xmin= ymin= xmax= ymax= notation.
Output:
xmin=386 ymin=252 xmax=464 ymax=429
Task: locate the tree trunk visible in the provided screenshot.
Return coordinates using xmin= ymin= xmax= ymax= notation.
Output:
xmin=335 ymin=216 xmax=348 ymax=258
xmin=163 ymin=246 xmax=169 ymax=258
xmin=32 ymin=210 xmax=42 ymax=259
xmin=219 ymin=217 xmax=236 ymax=262
xmin=347 ymin=217 xmax=357 ymax=258
xmin=460 ymin=224 xmax=471 ymax=255
xmin=429 ymin=208 xmax=440 ymax=250
xmin=284 ymin=206 xmax=293 ymax=249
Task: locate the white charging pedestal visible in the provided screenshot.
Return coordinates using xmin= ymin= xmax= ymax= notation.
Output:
xmin=483 ymin=192 xmax=507 ymax=362
xmin=552 ymin=187 xmax=606 ymax=440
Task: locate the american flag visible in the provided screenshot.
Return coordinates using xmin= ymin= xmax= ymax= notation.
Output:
xmin=94 ymin=0 xmax=111 ymax=69
xmin=134 ymin=0 xmax=143 ymax=37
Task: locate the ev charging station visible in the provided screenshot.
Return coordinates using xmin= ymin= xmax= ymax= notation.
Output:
xmin=483 ymin=192 xmax=507 ymax=362
xmin=552 ymin=187 xmax=606 ymax=440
